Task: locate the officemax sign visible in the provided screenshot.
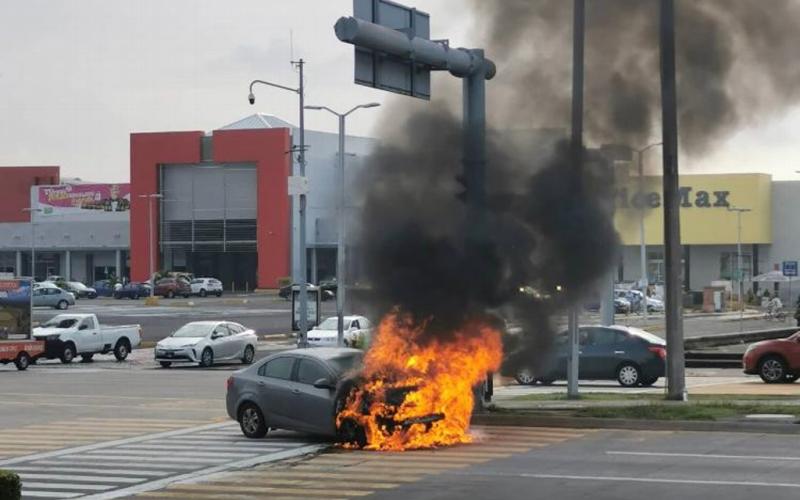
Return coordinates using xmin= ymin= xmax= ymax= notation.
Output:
xmin=615 ymin=186 xmax=730 ymax=209
xmin=613 ymin=173 xmax=772 ymax=246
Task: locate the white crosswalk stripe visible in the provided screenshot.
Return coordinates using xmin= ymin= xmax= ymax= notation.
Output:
xmin=6 ymin=422 xmax=322 ymax=500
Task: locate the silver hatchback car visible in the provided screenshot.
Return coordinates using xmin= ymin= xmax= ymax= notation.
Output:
xmin=226 ymin=348 xmax=364 ymax=441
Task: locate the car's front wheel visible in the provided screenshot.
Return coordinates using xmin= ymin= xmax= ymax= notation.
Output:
xmin=199 ymin=348 xmax=214 ymax=368
xmin=60 ymin=343 xmax=76 ymax=364
xmin=56 ymin=300 xmax=69 ymax=310
xmin=759 ymin=355 xmax=788 ymax=384
xmin=199 ymin=289 xmax=207 ymax=297
xmin=617 ymin=363 xmax=641 ymax=387
xmin=239 ymin=403 xmax=268 ymax=438
xmin=514 ymin=367 xmax=537 ymax=386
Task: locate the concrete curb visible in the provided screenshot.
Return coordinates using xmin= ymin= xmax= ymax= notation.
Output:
xmin=471 ymin=413 xmax=800 ymax=434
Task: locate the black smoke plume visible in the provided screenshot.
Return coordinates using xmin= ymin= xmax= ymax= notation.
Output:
xmin=353 ymin=0 xmax=800 ymax=367
xmin=473 ymin=0 xmax=800 ymax=155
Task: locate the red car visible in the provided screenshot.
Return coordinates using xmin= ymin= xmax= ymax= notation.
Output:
xmin=743 ymin=332 xmax=800 ymax=383
xmin=153 ymin=277 xmax=192 ymax=299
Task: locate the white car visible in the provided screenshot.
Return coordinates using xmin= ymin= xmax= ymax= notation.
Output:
xmin=646 ymin=296 xmax=665 ymax=312
xmin=190 ymin=278 xmax=224 ymax=297
xmin=307 ymin=315 xmax=373 ymax=348
xmin=155 ymin=321 xmax=257 ymax=368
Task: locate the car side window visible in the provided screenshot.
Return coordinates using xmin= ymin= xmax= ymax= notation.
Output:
xmin=351 ymin=320 xmax=360 ymax=329
xmin=227 ymin=323 xmax=243 ymax=334
xmin=259 ymin=357 xmax=295 ymax=380
xmin=615 ymin=332 xmax=630 ymax=344
xmin=213 ymin=325 xmax=229 ymax=337
xmin=296 ymin=359 xmax=331 ymax=385
xmin=589 ymin=329 xmax=618 ymax=346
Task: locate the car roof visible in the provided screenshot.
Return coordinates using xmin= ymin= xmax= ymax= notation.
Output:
xmin=183 ymin=321 xmax=221 ymax=326
xmin=275 ymin=347 xmax=363 ymax=361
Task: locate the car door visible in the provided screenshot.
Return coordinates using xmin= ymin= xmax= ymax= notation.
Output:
xmin=209 ymin=323 xmax=232 ymax=359
xmin=32 ymin=287 xmax=46 ymax=307
xmin=255 ymin=356 xmax=298 ymax=426
xmin=80 ymin=316 xmax=103 ymax=352
xmin=293 ymin=358 xmax=337 ymax=435
xmin=581 ymin=327 xmax=621 ymax=379
xmin=225 ymin=323 xmax=246 ymax=358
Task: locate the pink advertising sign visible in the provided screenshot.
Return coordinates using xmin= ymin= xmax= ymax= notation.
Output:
xmin=37 ymin=184 xmax=131 ymax=217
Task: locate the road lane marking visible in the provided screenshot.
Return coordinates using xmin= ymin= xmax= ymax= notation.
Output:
xmin=33 ymin=459 xmax=198 ymax=470
xmin=155 ymin=484 xmax=373 ymax=497
xmin=18 ymin=473 xmax=142 ymax=483
xmin=22 ymin=492 xmax=81 ymax=499
xmin=607 ymin=451 xmax=800 ymax=461
xmin=75 ymin=454 xmax=228 ymax=464
xmin=11 ymin=466 xmax=169 ymax=476
xmin=24 ymin=481 xmax=112 ymax=491
xmin=79 ymin=443 xmax=325 ymax=500
xmin=461 ymin=472 xmax=800 ymax=489
xmin=0 ymin=421 xmax=230 ymax=467
xmin=82 ymin=449 xmax=255 ymax=459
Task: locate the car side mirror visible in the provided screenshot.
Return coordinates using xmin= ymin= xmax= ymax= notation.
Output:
xmin=78 ymin=325 xmax=88 ymax=331
xmin=211 ymin=333 xmax=221 ymax=340
xmin=313 ymin=378 xmax=335 ymax=390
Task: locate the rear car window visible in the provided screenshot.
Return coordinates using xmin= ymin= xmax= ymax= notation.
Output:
xmin=259 ymin=357 xmax=294 ymax=380
xmin=296 ymin=359 xmax=331 ymax=385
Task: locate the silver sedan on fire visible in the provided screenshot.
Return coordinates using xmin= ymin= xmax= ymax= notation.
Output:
xmin=155 ymin=321 xmax=258 ymax=368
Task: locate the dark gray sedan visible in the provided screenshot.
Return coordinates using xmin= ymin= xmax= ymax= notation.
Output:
xmin=226 ymin=348 xmax=364 ymax=440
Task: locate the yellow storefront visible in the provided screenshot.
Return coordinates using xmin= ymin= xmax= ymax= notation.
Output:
xmin=614 ymin=173 xmax=773 ymax=291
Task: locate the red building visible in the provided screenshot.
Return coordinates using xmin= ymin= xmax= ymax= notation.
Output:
xmin=130 ymin=127 xmax=291 ymax=290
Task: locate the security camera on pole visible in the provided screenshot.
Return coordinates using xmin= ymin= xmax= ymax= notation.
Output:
xmin=248 ymin=60 xmax=311 ymax=347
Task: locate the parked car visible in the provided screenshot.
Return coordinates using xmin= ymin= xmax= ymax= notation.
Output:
xmin=114 ymin=282 xmax=151 ymax=300
xmin=307 ymin=316 xmax=373 ymax=348
xmin=226 ymin=347 xmax=364 ymax=439
xmin=64 ymin=281 xmax=98 ymax=299
xmin=92 ymin=280 xmax=115 ymax=297
xmin=190 ymin=278 xmax=224 ymax=297
xmin=33 ymin=313 xmax=141 ymax=363
xmin=646 ymin=296 xmax=665 ymax=312
xmin=154 ymin=277 xmax=192 ymax=299
xmin=615 ymin=289 xmax=643 ymax=312
xmin=743 ymin=332 xmax=800 ymax=383
xmin=502 ymin=325 xmax=667 ymax=387
xmin=614 ymin=297 xmax=631 ymax=314
xmin=154 ymin=321 xmax=258 ymax=368
xmin=32 ymin=284 xmax=75 ymax=310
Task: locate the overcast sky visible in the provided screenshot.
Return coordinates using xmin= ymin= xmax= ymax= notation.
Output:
xmin=1 ymin=0 xmax=799 ymax=182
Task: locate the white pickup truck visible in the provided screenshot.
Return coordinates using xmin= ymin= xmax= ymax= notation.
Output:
xmin=33 ymin=313 xmax=142 ymax=363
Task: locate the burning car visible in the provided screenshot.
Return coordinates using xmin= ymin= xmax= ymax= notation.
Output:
xmin=227 ymin=313 xmax=503 ymax=451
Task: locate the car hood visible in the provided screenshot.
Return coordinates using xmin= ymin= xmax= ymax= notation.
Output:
xmin=33 ymin=327 xmax=69 ymax=338
xmin=157 ymin=336 xmax=205 ymax=348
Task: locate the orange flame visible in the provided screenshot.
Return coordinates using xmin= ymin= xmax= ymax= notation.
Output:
xmin=337 ymin=313 xmax=503 ymax=451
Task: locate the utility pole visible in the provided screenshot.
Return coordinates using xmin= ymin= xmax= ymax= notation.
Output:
xmin=636 ymin=142 xmax=663 ymax=321
xmin=21 ymin=208 xmax=42 ymax=280
xmin=567 ymin=0 xmax=586 ymax=400
xmin=305 ymin=103 xmax=381 ymax=346
xmin=138 ymin=194 xmax=162 ymax=297
xmin=728 ymin=206 xmax=751 ymax=332
xmin=660 ymin=0 xmax=686 ymax=401
xmin=249 ymin=59 xmax=310 ymax=346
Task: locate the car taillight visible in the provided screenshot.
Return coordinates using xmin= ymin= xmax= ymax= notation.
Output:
xmin=226 ymin=377 xmax=234 ymax=391
xmin=648 ymin=346 xmax=667 ymax=360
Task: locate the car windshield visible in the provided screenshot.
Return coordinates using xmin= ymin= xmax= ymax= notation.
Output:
xmin=42 ymin=317 xmax=78 ymax=328
xmin=318 ymin=318 xmax=351 ymax=330
xmin=172 ymin=323 xmax=211 ymax=338
xmin=328 ymin=353 xmax=364 ymax=375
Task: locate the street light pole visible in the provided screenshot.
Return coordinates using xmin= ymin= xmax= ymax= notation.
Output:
xmin=21 ymin=208 xmax=42 ymax=280
xmin=249 ymin=60 xmax=311 ymax=346
xmin=728 ymin=206 xmax=751 ymax=332
xmin=636 ymin=142 xmax=663 ymax=321
xmin=305 ymin=103 xmax=381 ymax=346
xmin=138 ymin=194 xmax=163 ymax=297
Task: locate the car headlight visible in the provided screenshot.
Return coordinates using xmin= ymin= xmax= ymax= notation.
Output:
xmin=180 ymin=343 xmax=197 ymax=348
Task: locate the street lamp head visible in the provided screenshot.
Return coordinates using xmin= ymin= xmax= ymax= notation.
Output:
xmin=304 ymin=105 xmax=324 ymax=110
xmin=248 ymin=92 xmax=255 ymax=105
xmin=361 ymin=103 xmax=381 ymax=109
